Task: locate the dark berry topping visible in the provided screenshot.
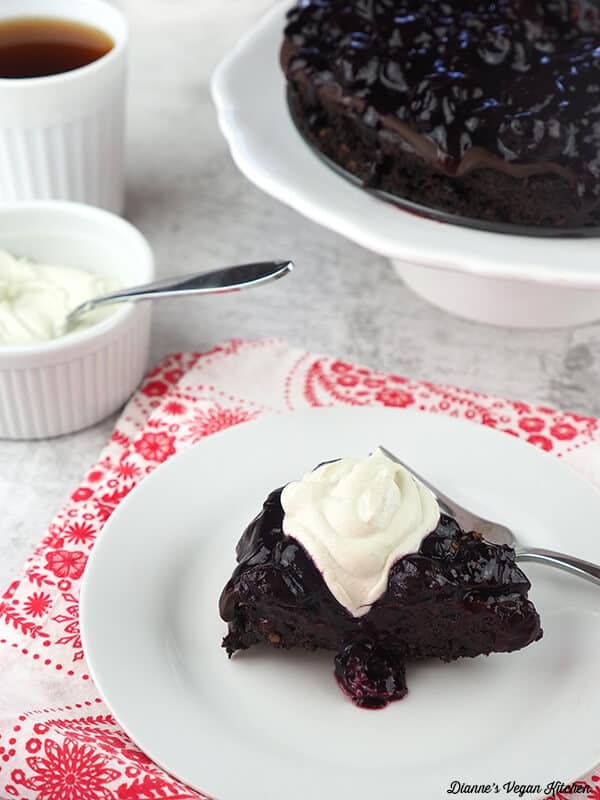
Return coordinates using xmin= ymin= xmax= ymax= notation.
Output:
xmin=284 ymin=0 xmax=600 ymax=191
xmin=334 ymin=640 xmax=408 ymax=708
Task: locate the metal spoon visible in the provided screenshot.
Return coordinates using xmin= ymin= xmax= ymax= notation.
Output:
xmin=379 ymin=445 xmax=600 ymax=586
xmin=63 ymin=260 xmax=294 ymax=330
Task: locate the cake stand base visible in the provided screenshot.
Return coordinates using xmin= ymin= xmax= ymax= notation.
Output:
xmin=392 ymin=260 xmax=600 ymax=329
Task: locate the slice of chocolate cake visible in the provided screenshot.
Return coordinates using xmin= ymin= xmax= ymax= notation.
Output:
xmin=219 ymin=451 xmax=542 ymax=709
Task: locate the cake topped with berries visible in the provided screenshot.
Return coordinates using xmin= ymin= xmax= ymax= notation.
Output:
xmin=281 ymin=0 xmax=600 ymax=229
xmin=220 ymin=450 xmax=542 ymax=709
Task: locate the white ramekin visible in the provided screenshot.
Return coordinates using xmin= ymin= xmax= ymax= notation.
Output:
xmin=0 ymin=0 xmax=128 ymax=213
xmin=0 ymin=202 xmax=154 ymax=440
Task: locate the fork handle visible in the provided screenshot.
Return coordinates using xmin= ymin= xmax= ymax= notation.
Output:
xmin=516 ymin=548 xmax=600 ymax=586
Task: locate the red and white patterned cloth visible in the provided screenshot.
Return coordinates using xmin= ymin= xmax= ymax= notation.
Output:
xmin=1 ymin=338 xmax=599 ymax=800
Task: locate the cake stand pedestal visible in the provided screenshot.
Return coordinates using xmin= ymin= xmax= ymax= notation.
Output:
xmin=392 ymin=260 xmax=600 ymax=329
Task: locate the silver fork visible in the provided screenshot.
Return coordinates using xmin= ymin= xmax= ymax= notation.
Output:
xmin=379 ymin=446 xmax=600 ymax=586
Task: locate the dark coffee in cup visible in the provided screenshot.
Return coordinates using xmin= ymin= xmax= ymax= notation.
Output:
xmin=0 ymin=17 xmax=113 ymax=79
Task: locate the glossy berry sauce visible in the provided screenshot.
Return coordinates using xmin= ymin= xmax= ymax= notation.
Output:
xmin=334 ymin=640 xmax=408 ymax=709
xmin=284 ymin=0 xmax=600 ymax=194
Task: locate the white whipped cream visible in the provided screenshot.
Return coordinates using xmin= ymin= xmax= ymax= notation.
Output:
xmin=281 ymin=448 xmax=440 ymax=617
xmin=0 ymin=250 xmax=119 ymax=345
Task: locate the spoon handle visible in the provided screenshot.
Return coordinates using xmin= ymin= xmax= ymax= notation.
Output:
xmin=516 ymin=547 xmax=600 ymax=586
xmin=68 ymin=260 xmax=293 ymax=323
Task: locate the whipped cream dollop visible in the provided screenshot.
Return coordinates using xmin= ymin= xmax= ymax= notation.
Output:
xmin=0 ymin=250 xmax=119 ymax=345
xmin=281 ymin=448 xmax=440 ymax=617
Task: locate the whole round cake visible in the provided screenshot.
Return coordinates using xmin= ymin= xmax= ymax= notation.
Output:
xmin=281 ymin=0 xmax=600 ymax=230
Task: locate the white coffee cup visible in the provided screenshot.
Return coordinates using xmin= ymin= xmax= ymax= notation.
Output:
xmin=0 ymin=0 xmax=128 ymax=213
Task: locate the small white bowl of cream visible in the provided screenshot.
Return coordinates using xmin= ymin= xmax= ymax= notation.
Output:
xmin=0 ymin=201 xmax=154 ymax=439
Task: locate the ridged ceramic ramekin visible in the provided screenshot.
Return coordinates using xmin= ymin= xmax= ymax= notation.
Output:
xmin=0 ymin=0 xmax=128 ymax=213
xmin=0 ymin=202 xmax=154 ymax=440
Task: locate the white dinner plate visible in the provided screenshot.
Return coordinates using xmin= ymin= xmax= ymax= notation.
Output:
xmin=81 ymin=407 xmax=600 ymax=800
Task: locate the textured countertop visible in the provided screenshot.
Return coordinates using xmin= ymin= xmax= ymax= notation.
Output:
xmin=2 ymin=0 xmax=600 ymax=590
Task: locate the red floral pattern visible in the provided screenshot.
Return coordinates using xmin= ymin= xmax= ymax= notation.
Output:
xmin=519 ymin=416 xmax=546 ymax=433
xmin=53 ymin=593 xmax=83 ymax=661
xmin=72 ymin=487 xmax=94 ymax=503
xmin=14 ymin=738 xmax=120 ymax=800
xmin=550 ymin=422 xmax=578 ymax=441
xmin=164 ymin=400 xmax=187 ymax=416
xmin=92 ymin=486 xmax=134 ymax=523
xmin=0 ymin=602 xmax=49 ymax=639
xmin=134 ymin=432 xmax=176 ymax=463
xmin=112 ymin=461 xmax=141 ymax=482
xmin=63 ymin=522 xmax=96 ymax=546
xmin=183 ymin=405 xmax=259 ymax=444
xmin=375 ymin=386 xmax=415 ymax=408
xmin=45 ymin=550 xmax=87 ymax=580
xmin=164 ymin=369 xmax=184 ymax=384
xmin=1 ymin=338 xmax=599 ymax=800
xmin=302 ymin=355 xmax=599 ymax=455
xmin=23 ymin=592 xmax=52 ymax=618
xmin=141 ymin=380 xmax=169 ymax=398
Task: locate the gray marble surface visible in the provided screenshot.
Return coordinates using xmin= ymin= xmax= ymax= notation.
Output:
xmin=1 ymin=0 xmax=600 ymax=590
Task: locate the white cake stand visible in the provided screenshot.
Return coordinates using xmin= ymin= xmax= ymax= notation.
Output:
xmin=212 ymin=1 xmax=600 ymax=328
